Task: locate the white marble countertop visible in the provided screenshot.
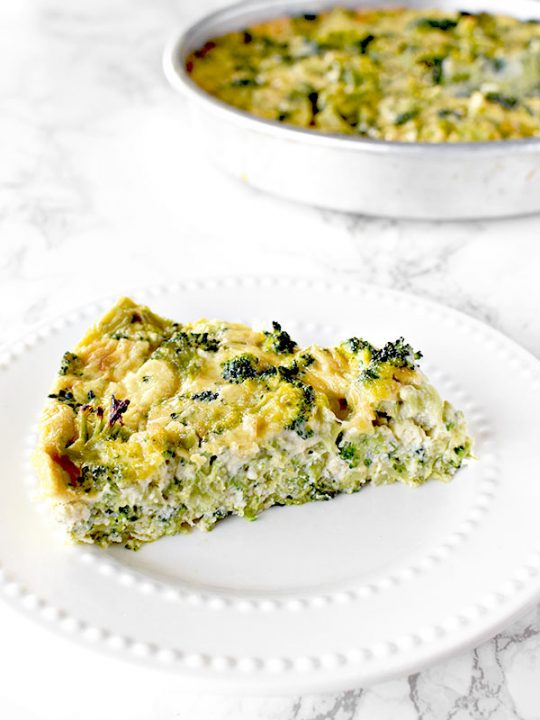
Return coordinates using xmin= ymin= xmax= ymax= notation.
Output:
xmin=1 ymin=0 xmax=540 ymax=717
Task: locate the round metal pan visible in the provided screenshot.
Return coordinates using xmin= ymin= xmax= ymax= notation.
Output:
xmin=164 ymin=0 xmax=540 ymax=219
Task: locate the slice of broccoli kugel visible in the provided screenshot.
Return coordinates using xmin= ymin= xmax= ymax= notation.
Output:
xmin=35 ymin=298 xmax=472 ymax=549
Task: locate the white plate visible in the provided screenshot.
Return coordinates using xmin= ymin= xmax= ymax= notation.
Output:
xmin=1 ymin=276 xmax=540 ymax=693
xmin=164 ymin=0 xmax=540 ymax=220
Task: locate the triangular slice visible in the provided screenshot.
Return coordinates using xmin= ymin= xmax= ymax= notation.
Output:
xmin=35 ymin=298 xmax=471 ymax=549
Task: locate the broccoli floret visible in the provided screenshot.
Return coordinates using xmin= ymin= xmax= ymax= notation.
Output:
xmin=358 ymin=338 xmax=422 ymax=384
xmin=192 ymin=390 xmax=219 ymax=401
xmin=48 ymin=389 xmax=81 ymax=412
xmin=231 ymin=77 xmax=258 ymax=87
xmin=78 ymin=464 xmax=109 ymax=493
xmin=485 ymin=92 xmax=519 ymax=110
xmin=174 ymin=331 xmax=220 ymax=352
xmin=263 ymin=355 xmax=317 ymax=438
xmin=357 ymin=33 xmax=376 ymax=54
xmin=371 ymin=338 xmax=421 ymax=368
xmin=395 ymin=109 xmax=419 ymax=126
xmin=338 ymin=441 xmax=359 ymax=468
xmin=416 ymin=17 xmax=458 ymax=31
xmin=59 ymin=351 xmax=80 ymax=376
xmin=276 ymin=353 xmax=314 ymax=383
xmin=450 ymin=442 xmax=471 ymax=468
xmin=192 ymin=332 xmax=220 ymax=352
xmin=222 ymin=352 xmax=312 ymax=386
xmin=222 ymin=354 xmax=258 ymax=383
xmin=421 ymin=55 xmax=445 ymax=84
xmin=152 ymin=329 xmax=220 ymax=371
xmin=160 ymin=330 xmax=219 ymax=354
xmin=264 ymin=321 xmax=298 ymax=354
xmin=359 ymin=366 xmax=380 ymax=382
xmin=286 ymin=383 xmax=315 ymax=439
xmin=344 ymin=337 xmax=374 ymax=354
xmin=108 ymin=395 xmax=130 ymax=427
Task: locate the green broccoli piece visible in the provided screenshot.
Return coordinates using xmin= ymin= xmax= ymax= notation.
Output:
xmin=338 ymin=441 xmax=359 ymax=467
xmin=78 ymin=464 xmax=109 ymax=493
xmin=421 ymin=55 xmax=445 ymax=84
xmin=264 ymin=321 xmax=298 ymax=354
xmin=152 ymin=330 xmax=220 ymax=371
xmin=358 ymin=338 xmax=422 ymax=385
xmin=416 ymin=17 xmax=458 ymax=31
xmin=357 ymin=33 xmax=376 ymax=54
xmin=192 ymin=390 xmax=219 ymax=401
xmin=222 ymin=354 xmax=258 ymax=383
xmin=59 ymin=351 xmax=81 ymax=376
xmin=395 ymin=109 xmax=419 ymax=126
xmin=344 ymin=337 xmax=374 ymax=354
xmin=48 ymin=389 xmax=82 ymax=412
xmin=485 ymin=92 xmax=519 ymax=110
xmin=359 ymin=366 xmax=380 ymax=383
xmin=371 ymin=337 xmax=422 ymax=369
xmin=286 ymin=383 xmax=315 ymax=438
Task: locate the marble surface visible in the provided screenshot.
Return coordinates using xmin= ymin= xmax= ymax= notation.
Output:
xmin=1 ymin=0 xmax=540 ymax=717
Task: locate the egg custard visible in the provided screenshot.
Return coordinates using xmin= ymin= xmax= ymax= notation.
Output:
xmin=35 ymin=298 xmax=471 ymax=549
xmin=187 ymin=7 xmax=540 ymax=142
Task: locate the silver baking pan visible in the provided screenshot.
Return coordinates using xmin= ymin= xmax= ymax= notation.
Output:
xmin=163 ymin=0 xmax=540 ymax=219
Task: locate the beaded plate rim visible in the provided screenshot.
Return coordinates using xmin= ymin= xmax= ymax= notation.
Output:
xmin=1 ymin=275 xmax=540 ymax=690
